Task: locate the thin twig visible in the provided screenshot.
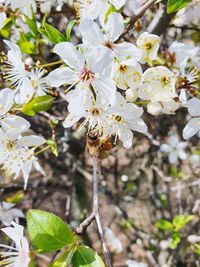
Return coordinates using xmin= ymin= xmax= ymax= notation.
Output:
xmin=169 ymin=24 xmax=200 ymax=32
xmin=75 ymin=157 xmax=112 ymax=267
xmin=119 ymin=0 xmax=157 ymax=40
xmin=93 ymin=158 xmax=112 ymax=267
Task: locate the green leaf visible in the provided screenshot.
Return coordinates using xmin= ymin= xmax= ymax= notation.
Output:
xmin=22 ymin=95 xmax=54 ymax=116
xmin=0 ymin=18 xmax=13 ymax=38
xmin=104 ymin=5 xmax=117 ymax=23
xmin=167 ymin=0 xmax=192 ymax=13
xmin=47 ymin=139 xmax=58 ymax=157
xmin=27 ymin=210 xmax=74 ymax=252
xmin=49 ymin=246 xmax=77 ymax=267
xmin=156 ymin=219 xmax=173 ymax=232
xmin=170 ymin=232 xmax=181 ymax=249
xmin=6 ymin=191 xmax=24 ymax=204
xmin=66 ymin=20 xmax=77 ymax=42
xmin=18 ymin=41 xmax=36 ymax=54
xmin=195 ymin=244 xmax=200 ymax=257
xmin=172 ymin=215 xmax=194 ymax=231
xmin=39 ymin=23 xmax=66 ymax=43
xmin=72 ymin=246 xmax=105 ymax=267
xmin=24 ymin=15 xmax=38 ymax=38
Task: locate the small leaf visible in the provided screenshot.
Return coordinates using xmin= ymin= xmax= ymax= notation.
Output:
xmin=167 ymin=0 xmax=192 ymax=13
xmin=49 ymin=246 xmax=77 ymax=267
xmin=173 ymin=215 xmax=194 ymax=232
xmin=104 ymin=5 xmax=117 ymax=23
xmin=156 ymin=219 xmax=173 ymax=232
xmin=22 ymin=95 xmax=54 ymax=116
xmin=18 ymin=41 xmax=36 ymax=54
xmin=6 ymin=191 xmax=24 ymax=204
xmin=47 ymin=139 xmax=58 ymax=157
xmin=72 ymin=246 xmax=105 ymax=267
xmin=170 ymin=232 xmax=181 ymax=249
xmin=27 ymin=210 xmax=74 ymax=252
xmin=66 ymin=20 xmax=77 ymax=42
xmin=39 ymin=23 xmax=66 ymax=43
xmin=24 ymin=15 xmax=38 ymax=37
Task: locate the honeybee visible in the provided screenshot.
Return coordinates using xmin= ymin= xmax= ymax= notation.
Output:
xmin=86 ymin=130 xmax=113 ymax=160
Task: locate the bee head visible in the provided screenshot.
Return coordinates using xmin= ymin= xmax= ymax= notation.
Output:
xmin=88 ymin=130 xmax=99 ymax=141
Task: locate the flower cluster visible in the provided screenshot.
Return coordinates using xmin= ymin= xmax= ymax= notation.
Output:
xmin=0 ymin=88 xmax=45 ymax=189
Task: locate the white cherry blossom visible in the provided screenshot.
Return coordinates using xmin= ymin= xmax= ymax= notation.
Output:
xmin=0 ymin=222 xmax=30 ymax=267
xmin=183 ymin=97 xmax=200 ymax=139
xmin=112 ymin=62 xmax=142 ymax=90
xmin=138 ymin=66 xmax=178 ymax=115
xmin=107 ymin=92 xmax=148 ymax=148
xmin=0 ymin=202 xmax=24 ymax=226
xmin=46 ymin=42 xmax=116 ymax=109
xmin=0 ymin=129 xmax=46 ymax=189
xmin=136 ymin=32 xmax=160 ymax=63
xmin=79 ymin=13 xmax=141 ymax=66
xmin=0 ymin=88 xmax=30 ymax=139
xmin=76 ymin=0 xmax=125 ymax=23
xmin=3 ymin=41 xmax=49 ymax=104
xmin=63 ymin=96 xmax=110 ymax=134
xmin=160 ymin=134 xmax=187 ymax=164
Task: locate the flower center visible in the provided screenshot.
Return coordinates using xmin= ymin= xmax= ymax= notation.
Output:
xmin=80 ymin=66 xmax=95 ymax=82
xmin=104 ymin=40 xmax=114 ymax=50
xmin=144 ymin=42 xmax=152 ymax=50
xmin=6 ymin=140 xmax=15 ymax=151
xmin=161 ymin=76 xmax=170 ymax=86
xmin=119 ymin=64 xmax=127 ymax=72
xmin=89 ymin=107 xmax=101 ymax=116
xmin=114 ymin=115 xmax=122 ymax=122
xmin=31 ymin=79 xmax=38 ymax=89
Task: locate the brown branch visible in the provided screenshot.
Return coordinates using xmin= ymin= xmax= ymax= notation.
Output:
xmin=75 ymin=157 xmax=112 ymax=267
xmin=119 ymin=0 xmax=157 ymax=40
xmin=169 ymin=24 xmax=200 ymax=32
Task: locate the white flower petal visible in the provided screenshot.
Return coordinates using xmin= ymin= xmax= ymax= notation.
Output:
xmin=79 ymin=18 xmax=104 ymax=45
xmin=53 ymin=42 xmax=85 ymax=70
xmin=16 ymin=136 xmax=46 ymax=147
xmin=0 ymin=88 xmax=14 ymax=116
xmin=46 ymin=67 xmax=79 ymax=87
xmin=187 ymin=97 xmax=200 ymax=116
xmin=105 ymin=12 xmax=124 ymax=42
xmin=1 ymin=115 xmax=30 ymax=140
xmin=115 ymin=42 xmax=142 ymax=66
xmin=183 ymin=118 xmax=200 ymax=139
xmin=160 ymin=144 xmax=172 ymax=153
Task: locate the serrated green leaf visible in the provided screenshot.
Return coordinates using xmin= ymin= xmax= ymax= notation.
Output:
xmin=167 ymin=0 xmax=192 ymax=13
xmin=156 ymin=219 xmax=173 ymax=232
xmin=49 ymin=246 xmax=77 ymax=267
xmin=27 ymin=210 xmax=74 ymax=252
xmin=173 ymin=215 xmax=194 ymax=231
xmin=72 ymin=246 xmax=105 ymax=267
xmin=66 ymin=20 xmax=77 ymax=42
xmin=22 ymin=95 xmax=54 ymax=116
xmin=39 ymin=23 xmax=66 ymax=43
